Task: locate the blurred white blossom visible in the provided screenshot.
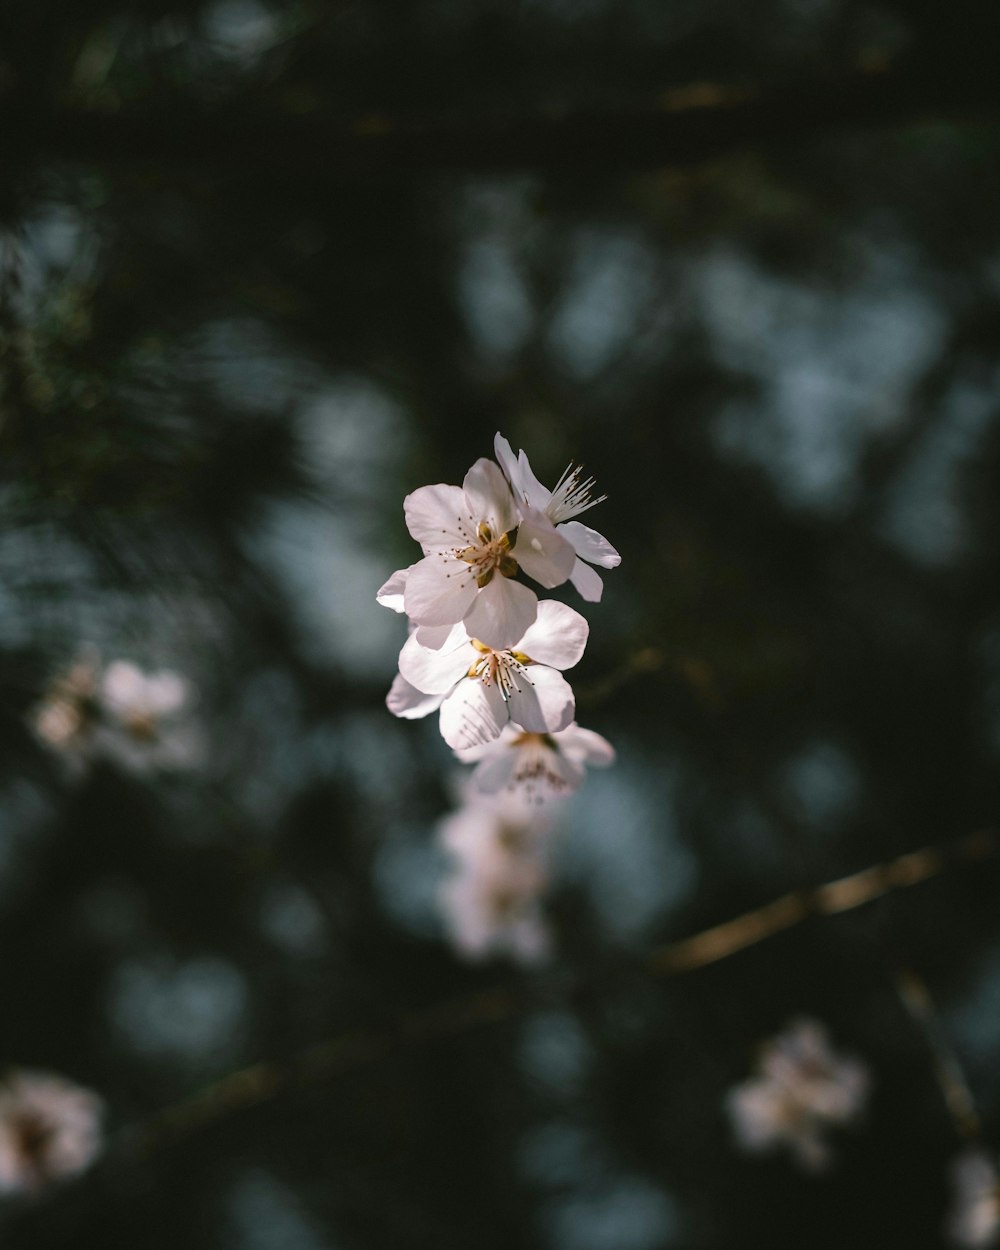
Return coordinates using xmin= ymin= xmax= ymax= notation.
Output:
xmin=0 ymin=1070 xmax=103 ymax=1194
xmin=390 ymin=601 xmax=588 ymax=750
xmin=726 ymin=1018 xmax=870 ymax=1171
xmin=455 ymin=721 xmax=615 ymax=803
xmin=948 ymin=1150 xmax=1000 ymax=1248
xmin=437 ymin=792 xmax=558 ymax=964
xmin=32 ymin=656 xmax=199 ymax=774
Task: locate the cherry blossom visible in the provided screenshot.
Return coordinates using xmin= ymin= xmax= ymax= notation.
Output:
xmin=396 ymin=457 xmax=576 ymax=650
xmin=0 ymin=1070 xmax=103 ymax=1194
xmin=948 ymin=1151 xmax=1000 ymax=1248
xmin=455 ymin=721 xmax=615 ymax=803
xmin=389 ymin=600 xmax=588 ymax=750
xmin=726 ymin=1018 xmax=870 ymax=1171
xmin=495 ymin=432 xmax=620 ymax=602
xmin=437 ymin=793 xmax=556 ymax=963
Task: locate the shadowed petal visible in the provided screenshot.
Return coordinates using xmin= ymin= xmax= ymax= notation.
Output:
xmin=398 ymin=632 xmax=471 ymax=694
xmin=512 ymin=508 xmax=576 ymax=588
xmin=386 ymin=673 xmax=445 ymax=720
xmin=560 ymin=520 xmax=621 ymax=569
xmin=463 ymin=458 xmax=517 ymax=534
xmin=439 ymin=678 xmax=508 ymax=750
xmin=569 ymin=557 xmax=603 ymax=602
xmin=505 ymin=665 xmax=575 ymax=734
xmin=463 ymin=576 xmax=537 ymax=651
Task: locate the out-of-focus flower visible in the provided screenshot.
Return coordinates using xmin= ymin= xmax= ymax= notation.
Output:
xmin=455 ymin=721 xmax=615 ymax=803
xmin=32 ymin=656 xmax=198 ymax=774
xmin=388 ymin=456 xmax=576 ymax=651
xmin=948 ymin=1150 xmax=1000 ymax=1247
xmin=390 ymin=600 xmax=588 ymax=750
xmin=0 ymin=1070 xmax=103 ymax=1195
xmin=31 ymin=659 xmax=101 ymax=770
xmin=726 ymin=1018 xmax=870 ymax=1171
xmin=437 ymin=795 xmax=557 ymax=963
xmin=495 ymin=433 xmax=620 ymax=602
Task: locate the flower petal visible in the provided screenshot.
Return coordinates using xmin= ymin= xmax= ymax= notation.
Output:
xmin=569 ymin=557 xmax=603 ymax=602
xmin=386 ymin=673 xmax=445 ymax=720
xmin=505 ymin=665 xmax=575 ymax=734
xmin=515 ymin=599 xmax=589 ymax=670
xmin=463 ymin=576 xmax=538 ymax=651
xmin=516 ymin=449 xmax=552 ymax=511
xmin=398 ymin=631 xmax=471 ymax=694
xmin=462 ymin=458 xmax=517 ymax=534
xmin=404 ymin=553 xmax=478 ymax=628
xmin=404 ymin=483 xmax=470 ymax=549
xmin=469 ymin=749 xmax=518 ymax=794
xmin=493 ymin=434 xmax=522 ymax=492
xmin=512 ymin=508 xmax=576 ymax=589
xmin=376 ymin=565 xmax=411 ymax=612
xmin=556 ymin=723 xmax=616 ymax=768
xmin=560 ymin=520 xmax=621 ymax=569
xmin=439 ymin=678 xmax=509 ymax=750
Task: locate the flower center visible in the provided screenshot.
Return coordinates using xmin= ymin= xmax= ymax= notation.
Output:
xmin=546 ymin=463 xmax=606 ymax=524
xmin=454 ymin=520 xmax=519 ymax=587
xmin=466 ymin=639 xmax=534 ymax=701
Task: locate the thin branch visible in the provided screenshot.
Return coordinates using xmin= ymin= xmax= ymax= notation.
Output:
xmin=124 ymin=827 xmax=998 ymax=1156
xmin=3 ymin=57 xmax=1000 ymax=177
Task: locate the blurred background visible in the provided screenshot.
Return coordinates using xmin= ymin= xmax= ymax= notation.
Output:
xmin=3 ymin=0 xmax=1000 ymax=1246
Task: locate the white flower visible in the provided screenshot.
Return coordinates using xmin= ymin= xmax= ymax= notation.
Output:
xmin=455 ymin=721 xmax=615 ymax=803
xmin=949 ymin=1151 xmax=1000 ymax=1247
xmin=31 ymin=660 xmax=101 ymax=770
xmin=726 ymin=1018 xmax=870 ymax=1171
xmin=95 ymin=661 xmax=198 ymax=772
xmin=0 ymin=1070 xmax=103 ymax=1194
xmin=437 ymin=797 xmax=556 ymax=963
xmin=389 ymin=600 xmax=588 ymax=750
xmin=395 ymin=457 xmax=576 ymax=651
xmin=494 ymin=432 xmax=620 ymax=603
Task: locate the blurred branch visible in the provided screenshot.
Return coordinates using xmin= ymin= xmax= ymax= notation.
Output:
xmin=4 ymin=58 xmax=1000 ymax=177
xmin=126 ymin=827 xmax=997 ymax=1155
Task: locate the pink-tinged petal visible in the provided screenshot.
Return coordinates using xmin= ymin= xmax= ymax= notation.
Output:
xmin=569 ymin=557 xmax=603 ymax=602
xmin=505 ymin=665 xmax=575 ymax=734
xmin=512 ymin=507 xmax=576 ymax=589
xmin=414 ymin=621 xmax=463 ymax=650
xmin=404 ymin=553 xmax=478 ymax=628
xmin=386 ymin=673 xmax=445 ymax=720
xmin=462 ymin=458 xmax=517 ymax=534
xmin=376 ymin=566 xmax=411 ymax=612
xmin=398 ymin=631 xmax=471 ymax=694
xmin=557 ymin=723 xmax=616 ymax=768
xmin=515 ymin=599 xmax=589 ymax=670
xmin=493 ymin=434 xmax=522 ymax=492
xmin=516 ymin=449 xmax=552 ymax=511
xmin=560 ymin=520 xmax=621 ymax=569
xmin=463 ymin=576 xmax=538 ymax=651
xmin=404 ymin=483 xmax=470 ymax=549
xmin=439 ymin=679 xmax=509 ymax=750
xmin=469 ymin=749 xmax=518 ymax=794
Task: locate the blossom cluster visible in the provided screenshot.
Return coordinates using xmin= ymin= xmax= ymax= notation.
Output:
xmin=378 ymin=432 xmax=619 ymax=960
xmin=32 ymin=655 xmax=197 ymax=775
xmin=726 ymin=1018 xmax=871 ymax=1172
xmin=379 ymin=432 xmax=619 ymax=786
xmin=0 ymin=1069 xmax=103 ymax=1195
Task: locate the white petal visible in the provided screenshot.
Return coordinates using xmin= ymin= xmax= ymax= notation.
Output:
xmin=376 ymin=566 xmax=411 ymax=612
xmin=386 ymin=673 xmax=445 ymax=720
xmin=398 ymin=632 xmax=471 ymax=694
xmin=462 ymin=458 xmax=517 ymax=534
xmin=439 ymin=678 xmax=509 ymax=749
xmin=516 ymin=449 xmax=552 ymax=511
xmin=515 ymin=600 xmax=588 ymax=670
xmin=512 ymin=507 xmax=576 ymax=589
xmin=469 ymin=750 xmax=518 ymax=795
xmin=555 ymin=723 xmax=616 ymax=768
xmin=493 ymin=433 xmax=522 ymax=492
xmin=404 ymin=483 xmax=470 ymax=549
xmin=463 ymin=576 xmax=537 ymax=651
xmin=414 ymin=621 xmax=462 ymax=650
xmin=560 ymin=520 xmax=621 ymax=569
xmin=404 ymin=553 xmax=478 ymax=628
xmin=569 ymin=557 xmax=603 ymax=602
xmin=505 ymin=665 xmax=575 ymax=734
